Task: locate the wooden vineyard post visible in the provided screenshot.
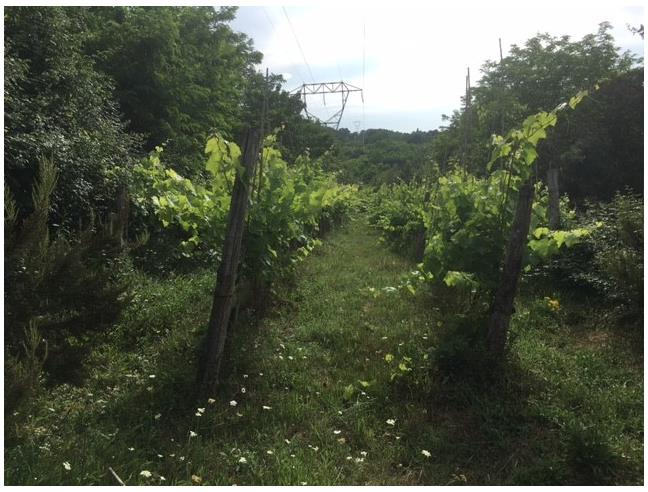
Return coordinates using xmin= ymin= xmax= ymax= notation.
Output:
xmin=486 ymin=181 xmax=535 ymax=356
xmin=197 ymin=128 xmax=261 ymax=395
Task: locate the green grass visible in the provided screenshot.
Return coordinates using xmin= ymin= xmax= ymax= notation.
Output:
xmin=4 ymin=217 xmax=643 ymax=485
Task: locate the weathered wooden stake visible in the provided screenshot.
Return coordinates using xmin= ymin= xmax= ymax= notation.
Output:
xmin=197 ymin=128 xmax=261 ymax=395
xmin=486 ymin=181 xmax=535 ymax=355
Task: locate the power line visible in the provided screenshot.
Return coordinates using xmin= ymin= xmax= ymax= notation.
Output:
xmin=262 ymin=7 xmax=305 ymax=86
xmin=282 ymin=6 xmax=315 ymax=84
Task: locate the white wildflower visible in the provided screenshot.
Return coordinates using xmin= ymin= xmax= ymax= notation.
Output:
xmin=266 ymin=450 xmax=274 ymax=455
xmin=241 ymin=387 xmax=246 ymax=394
xmin=229 ymin=400 xmax=238 ymax=407
xmin=140 ymin=470 xmax=152 ymax=478
xmin=386 ymin=419 xmax=396 ymax=426
xmin=189 ymin=431 xmax=198 ymax=437
xmin=262 ymin=405 xmax=272 ymax=410
xmin=421 ymin=449 xmax=431 ymax=458
xmin=207 ymin=398 xmax=216 ymax=404
xmin=62 ymin=462 xmax=71 ymax=471
xmin=333 ymin=430 xmax=342 ymax=435
xmin=238 ymin=457 xmax=247 ymax=464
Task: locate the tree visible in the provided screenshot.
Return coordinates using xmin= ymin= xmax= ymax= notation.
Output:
xmin=84 ymin=6 xmax=262 ymax=176
xmin=432 ymin=23 xmax=640 ymax=218
xmin=4 ymin=7 xmax=139 ymax=230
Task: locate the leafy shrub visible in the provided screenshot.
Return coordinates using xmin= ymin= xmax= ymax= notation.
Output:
xmin=542 ymin=192 xmax=643 ymax=319
xmin=132 ymin=133 xmax=357 ymax=289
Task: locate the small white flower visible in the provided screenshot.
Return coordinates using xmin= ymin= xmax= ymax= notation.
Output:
xmin=241 ymin=387 xmax=246 ymax=394
xmin=154 ymin=413 xmax=161 ymax=420
xmin=355 ymin=457 xmax=365 ymax=463
xmin=128 ymin=447 xmax=135 ymax=451
xmin=238 ymin=457 xmax=247 ymax=464
xmin=262 ymin=405 xmax=272 ymax=410
xmin=148 ymin=374 xmax=156 ymax=379
xmin=333 ymin=430 xmax=341 ymax=435
xmin=159 ymin=476 xmax=166 ymax=481
xmin=189 ymin=431 xmax=198 ymax=437
xmin=63 ymin=462 xmax=71 ymax=471
xmin=179 ymin=456 xmax=185 ymax=461
xmin=259 ymin=373 xmax=264 ymax=376
xmin=288 ymin=356 xmax=294 ymax=360
xmin=421 ymin=449 xmax=431 ymax=458
xmin=338 ymin=410 xmax=343 ymax=415
xmin=346 ymin=456 xmax=353 ymax=460
xmin=266 ymin=450 xmax=274 ymax=455
xmin=284 ymin=439 xmax=291 ymax=444
xmin=243 ymin=374 xmax=249 ymax=379
xmin=229 ymin=400 xmax=238 ymax=407
xmin=157 ymin=454 xmax=164 ymax=458
xmin=290 ymin=454 xmax=296 ymax=458
xmin=236 ymin=412 xmax=243 ymax=417
xmin=140 ymin=470 xmax=152 ymax=478
xmin=197 ymin=407 xmax=205 ymax=414
xmin=386 ymin=419 xmax=396 ymax=426
xmin=195 ymin=412 xmax=202 ymax=417
xmin=207 ymin=398 xmax=216 ymax=404
xmin=360 ymin=451 xmax=367 ymax=456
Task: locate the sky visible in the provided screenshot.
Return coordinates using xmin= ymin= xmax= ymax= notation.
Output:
xmin=229 ymin=2 xmax=644 ymax=133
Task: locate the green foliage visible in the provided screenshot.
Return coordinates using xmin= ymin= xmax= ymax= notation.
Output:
xmin=4 ymin=7 xmax=139 ymax=230
xmin=132 ymin=133 xmax=357 ymax=285
xmin=368 ymin=96 xmax=595 ymax=316
xmin=430 ymin=23 xmax=641 ymax=200
xmin=84 ymin=6 xmax=270 ymax=176
xmin=329 ymin=128 xmax=437 ymax=185
xmin=546 ymin=192 xmax=643 ymax=318
xmin=5 ymin=158 xmax=128 ymax=395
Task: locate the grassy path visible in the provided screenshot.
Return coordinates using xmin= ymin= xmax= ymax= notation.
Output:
xmin=215 ymin=216 xmax=441 ymax=485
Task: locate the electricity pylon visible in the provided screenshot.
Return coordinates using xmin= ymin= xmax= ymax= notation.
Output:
xmin=292 ymin=81 xmax=363 ymax=130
